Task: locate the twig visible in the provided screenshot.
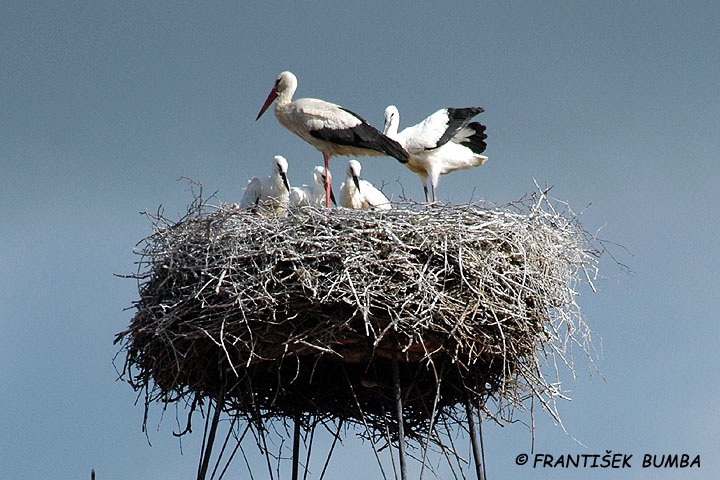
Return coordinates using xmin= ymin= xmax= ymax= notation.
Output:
xmin=115 ymin=186 xmax=622 ymax=477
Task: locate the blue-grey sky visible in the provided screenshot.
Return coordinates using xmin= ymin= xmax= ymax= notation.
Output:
xmin=2 ymin=2 xmax=718 ymax=479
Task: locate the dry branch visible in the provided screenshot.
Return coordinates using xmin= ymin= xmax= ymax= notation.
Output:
xmin=115 ymin=188 xmax=601 ymax=443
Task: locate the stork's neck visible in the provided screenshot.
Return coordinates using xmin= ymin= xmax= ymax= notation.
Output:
xmin=275 ymin=87 xmax=294 ymax=107
xmin=312 ymin=173 xmax=326 ymax=195
xmin=274 ymin=74 xmax=297 ymax=107
xmin=347 ymin=177 xmax=360 ymax=195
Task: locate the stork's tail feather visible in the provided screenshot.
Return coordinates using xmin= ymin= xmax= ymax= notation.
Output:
xmin=457 ymin=122 xmax=488 ymax=155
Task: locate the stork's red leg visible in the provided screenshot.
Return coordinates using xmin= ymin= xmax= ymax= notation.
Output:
xmin=323 ymin=152 xmax=331 ymax=208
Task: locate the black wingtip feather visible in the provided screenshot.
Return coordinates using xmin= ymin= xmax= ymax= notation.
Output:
xmin=339 ymin=107 xmax=409 ymax=163
xmin=460 ymin=122 xmax=488 ymax=154
xmin=446 ymin=107 xmax=484 ymax=120
xmin=378 ymin=133 xmax=410 ymax=163
xmin=310 ymin=107 xmax=409 ymax=163
xmin=436 ymin=107 xmax=485 ymax=148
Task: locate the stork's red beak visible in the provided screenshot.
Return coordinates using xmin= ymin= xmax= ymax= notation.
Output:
xmin=256 ymin=88 xmax=278 ymax=120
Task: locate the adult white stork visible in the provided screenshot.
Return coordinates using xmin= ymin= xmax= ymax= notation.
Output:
xmin=240 ymin=155 xmax=291 ymax=215
xmin=256 ymin=71 xmax=408 ymax=208
xmin=339 ymin=160 xmax=392 ymax=210
xmin=383 ymin=105 xmax=488 ymax=203
xmin=289 ymin=165 xmax=336 ymax=208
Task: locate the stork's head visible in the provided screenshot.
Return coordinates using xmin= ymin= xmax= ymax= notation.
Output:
xmin=383 ymin=105 xmax=400 ymax=136
xmin=347 ymin=159 xmax=362 ymax=192
xmin=256 ymin=71 xmax=298 ymax=120
xmin=312 ymin=165 xmax=336 ymax=206
xmin=312 ymin=165 xmax=332 ymax=187
xmin=273 ymin=155 xmax=291 ymax=192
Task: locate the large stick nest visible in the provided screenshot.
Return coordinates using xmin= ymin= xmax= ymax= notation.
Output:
xmin=115 ymin=186 xmax=600 ymax=441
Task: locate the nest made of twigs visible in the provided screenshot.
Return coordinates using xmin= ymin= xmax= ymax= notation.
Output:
xmin=115 ymin=186 xmax=600 ymax=441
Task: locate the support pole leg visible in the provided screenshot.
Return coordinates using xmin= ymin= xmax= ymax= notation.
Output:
xmin=292 ymin=413 xmax=301 ymax=480
xmin=391 ymin=353 xmax=408 ymax=480
xmin=465 ymin=398 xmax=486 ymax=480
xmin=198 ymin=391 xmax=224 ymax=480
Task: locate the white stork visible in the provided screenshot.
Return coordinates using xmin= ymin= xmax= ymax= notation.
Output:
xmin=289 ymin=165 xmax=336 ymax=208
xmin=240 ymin=155 xmax=291 ymax=215
xmin=383 ymin=105 xmax=488 ymax=203
xmin=256 ymin=71 xmax=408 ymax=208
xmin=339 ymin=160 xmax=392 ymax=210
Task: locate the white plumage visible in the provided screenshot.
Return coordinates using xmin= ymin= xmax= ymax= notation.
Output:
xmin=256 ymin=71 xmax=408 ymax=207
xmin=383 ymin=105 xmax=488 ymax=202
xmin=240 ymin=155 xmax=291 ymax=215
xmin=289 ymin=166 xmax=335 ymax=208
xmin=339 ymin=160 xmax=392 ymax=210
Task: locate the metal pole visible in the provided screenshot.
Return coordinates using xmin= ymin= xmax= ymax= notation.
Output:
xmin=465 ymin=398 xmax=485 ymax=480
xmin=198 ymin=391 xmax=224 ymax=480
xmin=391 ymin=352 xmax=408 ymax=480
xmin=292 ymin=413 xmax=301 ymax=480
